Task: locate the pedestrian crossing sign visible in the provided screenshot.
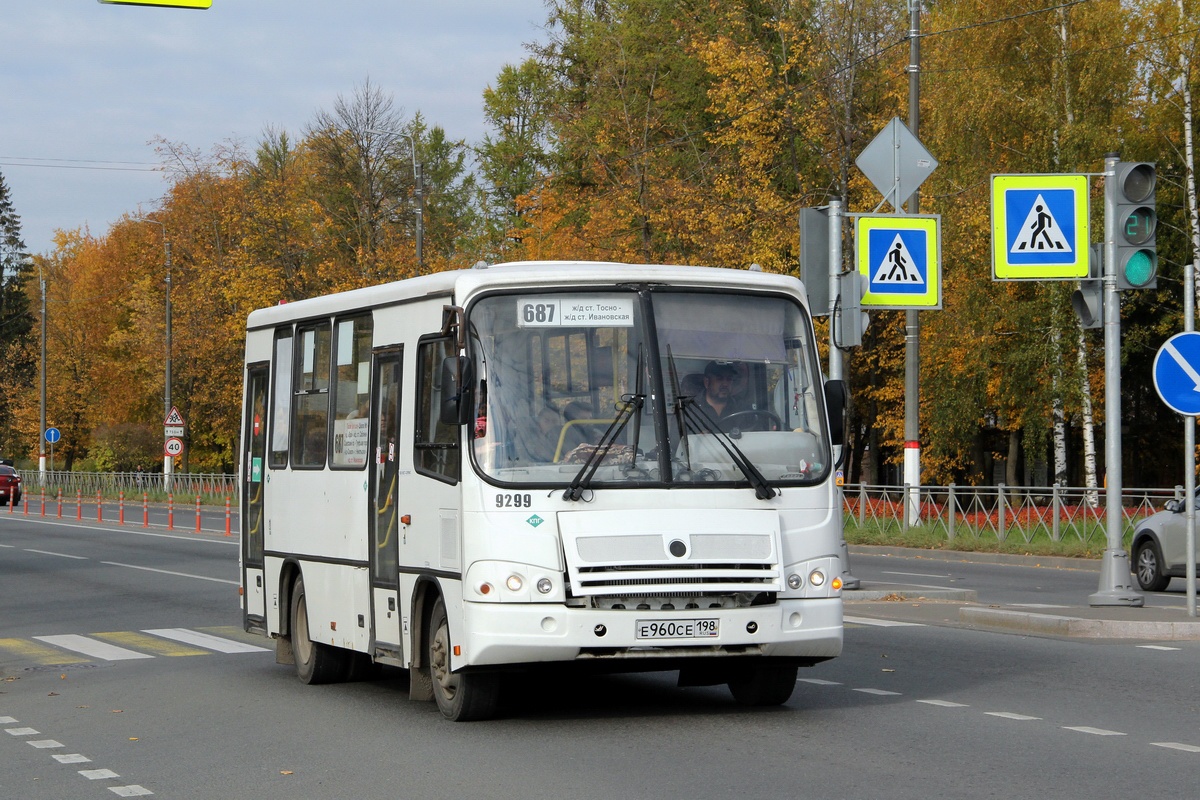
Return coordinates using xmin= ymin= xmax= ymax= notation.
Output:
xmin=992 ymin=174 xmax=1090 ymax=279
xmin=856 ymin=214 xmax=942 ymax=309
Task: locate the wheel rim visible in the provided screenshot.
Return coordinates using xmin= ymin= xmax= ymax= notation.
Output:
xmin=1137 ymin=547 xmax=1158 ymax=586
xmin=430 ymin=620 xmax=458 ymax=700
xmin=294 ymin=595 xmax=313 ymax=664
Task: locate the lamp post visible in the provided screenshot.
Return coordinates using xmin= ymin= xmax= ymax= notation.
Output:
xmin=17 ymin=254 xmax=45 ymax=476
xmin=132 ymin=218 xmax=173 ymax=485
xmin=366 ymin=128 xmax=423 ymax=267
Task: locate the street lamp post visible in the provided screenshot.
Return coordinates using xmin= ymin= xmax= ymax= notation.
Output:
xmin=132 ymin=218 xmax=173 ymax=485
xmin=366 ymin=128 xmax=423 ymax=267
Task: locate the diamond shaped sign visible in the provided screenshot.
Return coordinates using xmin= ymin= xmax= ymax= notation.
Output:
xmin=855 ymin=117 xmax=938 ymax=211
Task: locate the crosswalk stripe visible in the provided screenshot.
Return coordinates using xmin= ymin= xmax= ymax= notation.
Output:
xmin=93 ymin=631 xmax=209 ymax=657
xmin=34 ymin=635 xmax=154 ymax=661
xmin=0 ymin=637 xmax=90 ymax=665
xmin=142 ymin=628 xmax=269 ymax=653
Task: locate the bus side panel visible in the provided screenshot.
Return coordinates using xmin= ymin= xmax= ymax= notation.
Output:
xmin=294 ymin=560 xmax=372 ymax=652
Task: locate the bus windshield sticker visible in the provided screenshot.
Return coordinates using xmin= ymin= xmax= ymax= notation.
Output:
xmin=517 ymin=296 xmax=635 ymax=328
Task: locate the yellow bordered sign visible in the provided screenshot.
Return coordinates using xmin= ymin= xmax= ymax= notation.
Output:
xmin=98 ymin=0 xmax=211 ymax=8
xmin=856 ymin=214 xmax=941 ymax=309
xmin=991 ymin=174 xmax=1089 ymax=279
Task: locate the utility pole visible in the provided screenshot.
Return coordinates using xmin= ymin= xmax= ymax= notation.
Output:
xmin=903 ymin=0 xmax=922 ymax=522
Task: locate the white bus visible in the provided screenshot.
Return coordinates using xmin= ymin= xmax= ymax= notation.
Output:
xmin=239 ymin=261 xmax=847 ymax=720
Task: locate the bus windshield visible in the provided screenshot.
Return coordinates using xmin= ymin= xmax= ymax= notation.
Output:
xmin=468 ymin=288 xmax=830 ymax=490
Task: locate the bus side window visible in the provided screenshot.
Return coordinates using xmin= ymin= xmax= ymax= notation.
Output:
xmin=415 ymin=335 xmax=461 ymax=483
xmin=291 ymin=322 xmax=332 ymax=468
xmin=269 ymin=330 xmax=293 ymax=468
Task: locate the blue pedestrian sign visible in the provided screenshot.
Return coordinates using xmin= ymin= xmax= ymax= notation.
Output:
xmin=992 ymin=174 xmax=1090 ymax=279
xmin=44 ymin=427 xmax=61 ymax=444
xmin=856 ymin=214 xmax=941 ymax=309
xmin=1154 ymin=332 xmax=1200 ymax=416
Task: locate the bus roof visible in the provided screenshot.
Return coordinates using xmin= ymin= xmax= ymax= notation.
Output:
xmin=245 ymin=261 xmax=807 ymax=330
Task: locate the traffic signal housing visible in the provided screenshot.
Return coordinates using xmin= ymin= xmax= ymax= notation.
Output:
xmin=799 ymin=207 xmax=830 ymax=315
xmin=1071 ymin=244 xmax=1103 ymax=330
xmin=1110 ymin=161 xmax=1157 ymax=290
xmin=835 ymin=270 xmax=869 ymax=348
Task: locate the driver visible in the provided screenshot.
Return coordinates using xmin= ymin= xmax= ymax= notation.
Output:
xmin=695 ymin=360 xmax=745 ymax=425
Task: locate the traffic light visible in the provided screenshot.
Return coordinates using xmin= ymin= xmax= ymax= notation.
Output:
xmin=1110 ymin=161 xmax=1157 ymax=290
xmin=799 ymin=207 xmax=830 ymax=315
xmin=835 ymin=270 xmax=869 ymax=348
xmin=1071 ymin=246 xmax=1103 ymax=330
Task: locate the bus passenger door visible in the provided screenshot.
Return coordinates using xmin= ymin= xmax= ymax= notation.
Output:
xmin=369 ymin=349 xmax=404 ymax=663
xmin=241 ymin=363 xmax=268 ymax=632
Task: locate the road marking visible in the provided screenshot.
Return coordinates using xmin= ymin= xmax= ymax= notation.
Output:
xmin=81 ymin=768 xmax=121 ymax=780
xmin=110 ymin=786 xmax=154 ymax=797
xmin=2 ymin=515 xmax=237 ymax=547
xmin=985 ymin=712 xmax=1041 ymax=721
xmin=1138 ymin=645 xmax=1181 ymax=651
xmin=854 ymin=688 xmax=902 ymax=696
xmin=54 ymin=754 xmax=92 ymax=764
xmin=1064 ymin=726 xmax=1125 ymax=736
xmin=916 ymin=699 xmax=969 ymax=708
xmin=34 ymin=635 xmax=154 ymax=661
xmin=0 ymin=637 xmax=97 ymax=665
xmin=797 ymin=678 xmax=842 ymax=686
xmin=1011 ymin=604 xmax=1069 ymax=609
xmin=881 ymin=570 xmax=949 ymax=579
xmin=1152 ymin=742 xmax=1200 ymax=753
xmin=6 ymin=727 xmax=40 ymax=736
xmin=143 ymin=628 xmax=269 ymax=653
xmin=24 ymin=549 xmax=87 ymax=560
xmin=28 ymin=739 xmax=64 ymax=748
xmin=94 ymin=631 xmax=209 ymax=657
xmin=0 ymin=716 xmax=16 ymax=723
xmin=101 ymin=562 xmax=236 ymax=585
xmin=844 ymin=615 xmax=925 ymax=627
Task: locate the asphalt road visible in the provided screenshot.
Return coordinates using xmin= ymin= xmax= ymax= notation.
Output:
xmin=2 ymin=516 xmax=1198 ymax=799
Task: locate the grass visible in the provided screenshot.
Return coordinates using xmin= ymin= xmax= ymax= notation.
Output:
xmin=842 ymin=516 xmax=1130 ymax=560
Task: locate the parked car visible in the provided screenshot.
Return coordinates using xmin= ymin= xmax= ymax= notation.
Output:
xmin=1131 ymin=495 xmax=1200 ymax=591
xmin=0 ymin=465 xmax=21 ymax=506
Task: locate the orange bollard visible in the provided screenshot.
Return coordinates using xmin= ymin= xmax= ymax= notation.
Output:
xmin=56 ymin=488 xmax=62 ymax=519
xmin=40 ymin=487 xmax=45 ymax=517
xmin=224 ymin=496 xmax=232 ymax=537
xmin=167 ymin=492 xmax=174 ymax=531
xmin=76 ymin=490 xmax=82 ymax=520
xmin=23 ymin=494 xmax=28 ymax=515
xmin=96 ymin=491 xmax=102 ymax=522
xmin=119 ymin=491 xmax=125 ymax=526
xmin=143 ymin=492 xmax=149 ymax=528
xmin=195 ymin=494 xmax=201 ymax=533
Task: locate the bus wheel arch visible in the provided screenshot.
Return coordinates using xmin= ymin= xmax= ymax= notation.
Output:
xmin=405 ymin=579 xmax=441 ymax=702
xmin=288 ymin=570 xmax=350 ymax=685
xmin=427 ymin=595 xmax=501 ymax=721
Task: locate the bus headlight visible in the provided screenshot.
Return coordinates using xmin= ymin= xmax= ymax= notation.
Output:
xmin=536 ymin=577 xmax=553 ymax=594
xmin=506 ymin=574 xmax=524 ymax=592
xmin=808 ymin=569 xmax=826 ymax=588
xmin=787 ymin=573 xmax=803 ymax=590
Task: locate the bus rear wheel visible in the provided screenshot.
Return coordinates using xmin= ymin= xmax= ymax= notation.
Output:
xmin=290 ymin=575 xmax=349 ymax=685
xmin=428 ymin=597 xmax=500 ymax=721
xmin=727 ymin=662 xmax=798 ymax=706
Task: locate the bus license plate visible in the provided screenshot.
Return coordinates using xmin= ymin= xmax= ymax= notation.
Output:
xmin=635 ymin=619 xmax=719 ymax=640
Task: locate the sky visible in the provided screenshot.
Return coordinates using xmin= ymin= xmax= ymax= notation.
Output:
xmin=0 ymin=0 xmax=549 ymax=256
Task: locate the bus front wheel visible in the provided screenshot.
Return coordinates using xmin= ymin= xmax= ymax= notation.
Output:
xmin=290 ymin=575 xmax=349 ymax=685
xmin=727 ymin=662 xmax=798 ymax=706
xmin=428 ymin=597 xmax=500 ymax=721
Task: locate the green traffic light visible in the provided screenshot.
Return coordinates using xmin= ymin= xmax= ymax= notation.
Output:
xmin=1123 ymin=249 xmax=1156 ymax=287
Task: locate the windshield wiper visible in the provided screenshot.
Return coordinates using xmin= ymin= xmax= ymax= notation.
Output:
xmin=678 ymin=401 xmax=777 ymax=501
xmin=563 ymin=392 xmax=645 ymax=501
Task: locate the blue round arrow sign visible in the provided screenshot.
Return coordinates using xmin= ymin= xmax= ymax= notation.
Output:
xmin=1153 ymin=332 xmax=1200 ymax=416
xmin=44 ymin=427 xmax=61 ymax=444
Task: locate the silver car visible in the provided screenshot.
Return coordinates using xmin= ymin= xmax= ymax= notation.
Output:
xmin=1131 ymin=496 xmax=1200 ymax=591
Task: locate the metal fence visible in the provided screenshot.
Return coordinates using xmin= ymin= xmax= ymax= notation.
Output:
xmin=844 ymin=483 xmax=1182 ymax=545
xmin=23 ymin=471 xmax=237 ymax=504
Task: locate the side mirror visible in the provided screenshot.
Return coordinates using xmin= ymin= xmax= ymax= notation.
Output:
xmin=824 ymin=379 xmax=848 ymax=447
xmin=439 ymin=356 xmax=475 ymax=426
xmin=1165 ymin=499 xmax=1182 ymax=514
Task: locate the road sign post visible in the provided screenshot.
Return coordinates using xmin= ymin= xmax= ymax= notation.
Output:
xmin=991 ymin=174 xmax=1090 ymax=280
xmin=1154 ymin=332 xmax=1200 ymax=617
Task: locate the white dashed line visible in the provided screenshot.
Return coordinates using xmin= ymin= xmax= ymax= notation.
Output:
xmin=54 ymin=754 xmax=92 ymax=764
xmin=854 ymin=688 xmax=902 ymax=696
xmin=0 ymin=716 xmax=17 ymax=724
xmin=101 ymin=562 xmax=236 ymax=585
xmin=27 ymin=739 xmax=63 ymax=748
xmin=6 ymin=727 xmax=39 ymax=736
xmin=24 ymin=549 xmax=87 ymax=560
xmin=1138 ymin=645 xmax=1181 ymax=651
xmin=985 ymin=712 xmax=1041 ymax=721
xmin=917 ymin=699 xmax=969 ymax=708
xmin=1064 ymin=726 xmax=1125 ymax=736
xmin=34 ymin=635 xmax=154 ymax=661
xmin=110 ymin=786 xmax=154 ymax=797
xmin=80 ymin=768 xmax=121 ymax=780
xmin=797 ymin=678 xmax=842 ymax=686
xmin=1152 ymin=742 xmax=1200 ymax=753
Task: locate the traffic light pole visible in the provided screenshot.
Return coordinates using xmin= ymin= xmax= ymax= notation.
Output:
xmin=1090 ymin=153 xmax=1144 ymax=607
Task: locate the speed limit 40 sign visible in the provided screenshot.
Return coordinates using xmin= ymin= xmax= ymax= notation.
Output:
xmin=165 ymin=437 xmax=185 ymax=457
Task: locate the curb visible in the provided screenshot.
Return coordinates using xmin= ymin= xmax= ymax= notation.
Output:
xmin=846 ymin=588 xmax=978 ymax=602
xmin=848 ymin=544 xmax=1102 ymax=572
xmin=960 ymin=607 xmax=1200 ymax=640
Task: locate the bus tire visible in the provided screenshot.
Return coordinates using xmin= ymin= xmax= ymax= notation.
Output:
xmin=290 ymin=575 xmax=348 ymax=685
xmin=428 ymin=597 xmax=500 ymax=721
xmin=727 ymin=662 xmax=798 ymax=706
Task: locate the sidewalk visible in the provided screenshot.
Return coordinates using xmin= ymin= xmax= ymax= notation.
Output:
xmin=844 ymin=545 xmax=1200 ymax=641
